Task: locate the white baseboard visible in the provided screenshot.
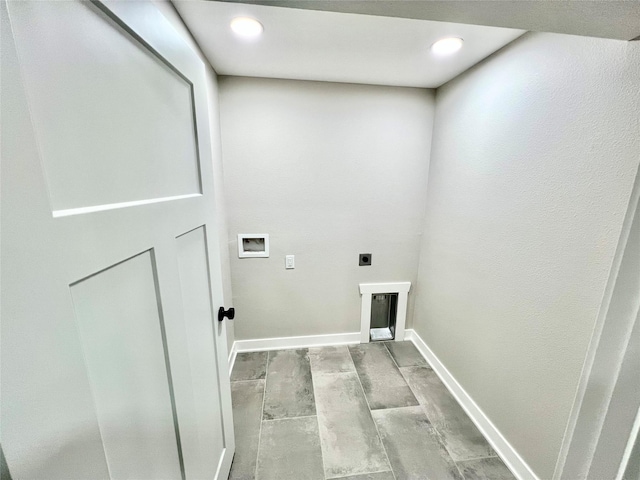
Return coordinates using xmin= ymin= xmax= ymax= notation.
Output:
xmin=405 ymin=329 xmax=539 ymax=480
xmin=232 ymin=331 xmax=360 ymax=354
xmin=228 ymin=341 xmax=238 ymax=377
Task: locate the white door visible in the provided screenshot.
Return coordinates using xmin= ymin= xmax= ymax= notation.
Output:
xmin=1 ymin=1 xmax=235 ymax=478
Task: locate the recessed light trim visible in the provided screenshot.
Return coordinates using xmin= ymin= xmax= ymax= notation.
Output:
xmin=230 ymin=17 xmax=263 ymax=38
xmin=431 ymin=37 xmax=464 ymax=56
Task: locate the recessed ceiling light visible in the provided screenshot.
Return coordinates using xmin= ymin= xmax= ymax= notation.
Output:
xmin=431 ymin=37 xmax=464 ymax=56
xmin=230 ymin=17 xmax=263 ymax=38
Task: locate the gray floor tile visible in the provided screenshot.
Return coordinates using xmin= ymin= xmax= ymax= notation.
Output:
xmin=263 ymin=349 xmax=316 ymax=420
xmin=231 ymin=352 xmax=268 ymax=382
xmin=229 ymin=380 xmax=265 ymax=480
xmin=384 ymin=341 xmax=428 ymax=367
xmin=457 ymin=457 xmax=516 ymax=480
xmin=231 ymin=346 xmax=507 ymax=480
xmin=309 ymin=345 xmax=356 ymax=374
xmin=400 ymin=366 xmax=496 ymax=461
xmin=349 ymin=343 xmax=419 ymax=410
xmin=313 ymin=372 xmax=390 ymax=478
xmin=255 ymin=417 xmax=324 ymax=480
xmin=372 ymin=406 xmax=463 ymax=480
xmin=332 ymin=472 xmax=395 ymax=480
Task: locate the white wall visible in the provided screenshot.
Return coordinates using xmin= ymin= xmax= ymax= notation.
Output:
xmin=219 ymin=77 xmax=434 ymax=340
xmin=413 ymin=32 xmax=640 ymax=479
xmin=153 ymin=1 xmax=235 ymax=352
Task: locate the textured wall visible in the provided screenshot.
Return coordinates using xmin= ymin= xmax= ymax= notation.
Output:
xmin=219 ymin=77 xmax=434 ymax=340
xmin=413 ymin=33 xmax=640 ymax=479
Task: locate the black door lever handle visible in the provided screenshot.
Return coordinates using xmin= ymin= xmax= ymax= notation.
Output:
xmin=218 ymin=307 xmax=235 ymax=322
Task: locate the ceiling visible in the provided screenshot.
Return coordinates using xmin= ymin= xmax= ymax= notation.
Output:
xmin=214 ymin=0 xmax=640 ymax=41
xmin=174 ymin=1 xmax=525 ymax=88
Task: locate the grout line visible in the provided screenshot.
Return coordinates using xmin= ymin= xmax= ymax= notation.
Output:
xmin=346 ymin=345 xmax=398 ymax=480
xmin=261 ymin=414 xmax=318 ymax=422
xmin=455 ymin=453 xmax=501 ymax=463
xmin=326 ymin=469 xmax=395 ymax=480
xmin=254 ymin=350 xmax=269 ymax=480
xmin=230 ymin=378 xmax=267 ymax=383
xmin=383 ymin=341 xmax=402 ymax=370
xmin=309 ymin=367 xmax=330 ymax=480
xmin=377 ymin=342 xmax=475 ymax=478
xmin=381 ymin=343 xmax=421 ymax=412
xmin=397 ymin=360 xmax=470 ymax=479
xmin=452 ymin=450 xmax=469 ymax=479
xmin=397 ymin=367 xmax=420 ymax=403
xmin=385 ymin=341 xmax=431 ymax=371
xmin=368 ymin=404 xmax=425 ymax=413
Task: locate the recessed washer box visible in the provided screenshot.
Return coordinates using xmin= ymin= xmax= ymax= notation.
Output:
xmin=237 ymin=234 xmax=269 ymax=258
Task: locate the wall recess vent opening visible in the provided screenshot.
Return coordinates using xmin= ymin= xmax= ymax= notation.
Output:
xmin=237 ymin=234 xmax=269 ymax=258
xmin=359 ymin=282 xmax=411 ymax=344
xmin=370 ymin=293 xmax=398 ymax=341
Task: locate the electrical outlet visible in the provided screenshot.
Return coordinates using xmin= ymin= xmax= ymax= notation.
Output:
xmin=359 ymin=253 xmax=372 ymax=266
xmin=285 ymin=255 xmax=295 ymax=269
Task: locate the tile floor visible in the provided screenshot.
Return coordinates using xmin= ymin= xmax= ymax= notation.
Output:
xmin=228 ymin=341 xmax=515 ymax=480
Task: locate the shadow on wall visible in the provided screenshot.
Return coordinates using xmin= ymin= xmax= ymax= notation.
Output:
xmin=1 ymin=446 xmax=12 ymax=480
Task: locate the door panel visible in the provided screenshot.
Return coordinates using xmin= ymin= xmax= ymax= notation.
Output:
xmin=1 ymin=1 xmax=234 ymax=478
xmin=70 ymin=251 xmax=183 ymax=480
xmin=176 ymin=227 xmax=226 ymax=475
xmin=8 ymin=0 xmax=201 ymax=213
